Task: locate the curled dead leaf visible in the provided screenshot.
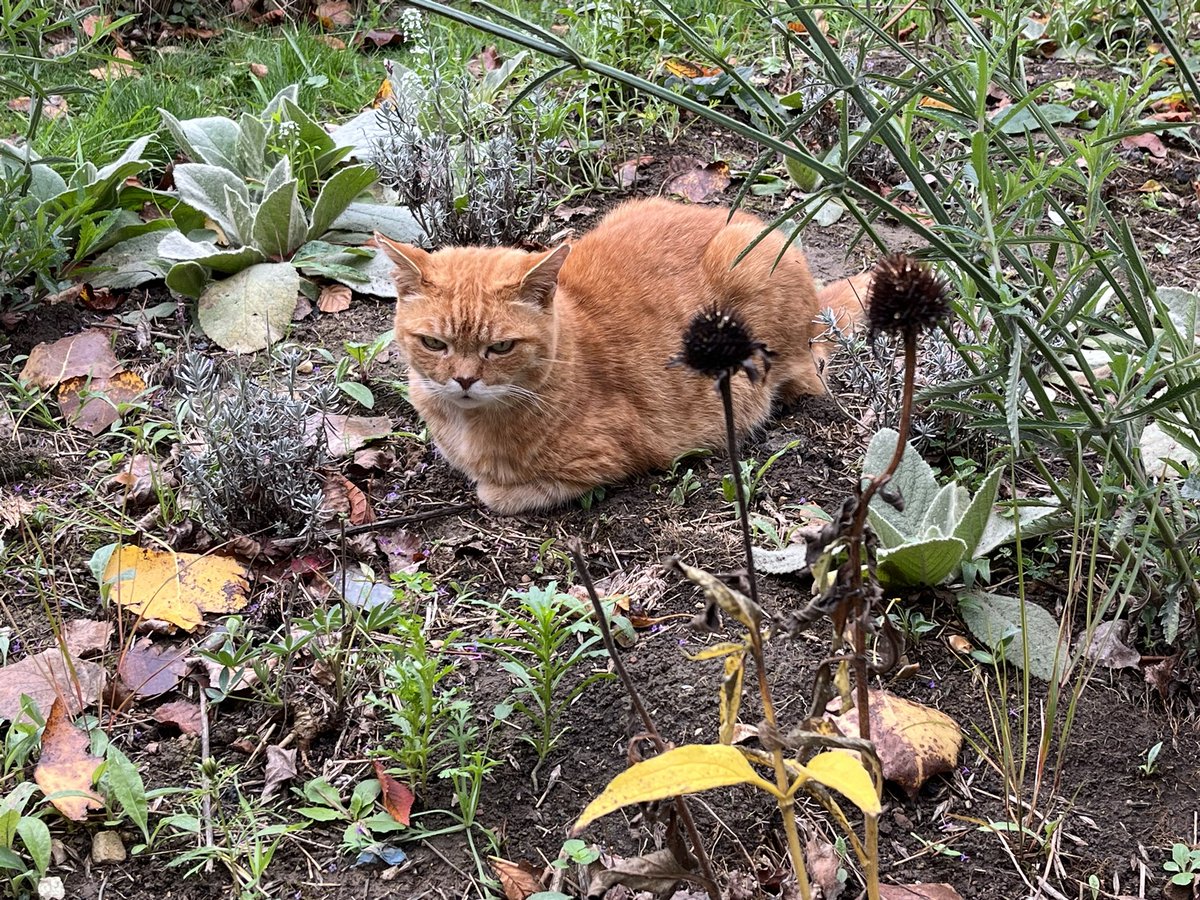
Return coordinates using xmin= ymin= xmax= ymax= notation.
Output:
xmin=488 ymin=855 xmax=543 ymax=900
xmin=664 ymin=158 xmax=731 ymax=203
xmin=317 ymin=283 xmax=352 ymax=313
xmin=372 ymin=761 xmax=414 ymax=825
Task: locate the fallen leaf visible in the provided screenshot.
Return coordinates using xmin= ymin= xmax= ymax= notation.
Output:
xmin=466 ymin=45 xmax=502 ymax=77
xmin=946 ymin=634 xmax=973 ymax=655
xmin=1144 ymin=654 xmax=1179 ymax=702
xmin=117 ymin=638 xmax=190 ymax=697
xmin=34 ymin=699 xmax=104 ymax=821
xmin=152 ymin=700 xmax=203 ymax=735
xmin=88 ymin=48 xmax=137 ymax=80
xmin=553 ymin=204 xmax=597 ymax=222
xmin=806 ymin=837 xmax=844 ymax=900
xmin=1080 ymin=620 xmax=1140 ymax=670
xmin=0 ymin=649 xmax=107 ymax=723
xmin=81 ymin=13 xmax=110 ymax=37
xmin=322 ymin=474 xmax=375 ymax=525
xmin=262 ymin=745 xmax=297 ymax=799
xmin=0 ymin=491 xmax=34 ymax=533
xmin=62 ymin=620 xmax=112 ymax=657
xmin=617 ymin=155 xmax=654 ymax=190
xmin=314 ymin=0 xmax=354 ymax=28
xmin=317 ymin=283 xmax=352 ymax=313
xmin=20 ymin=329 xmax=121 ymax=390
xmin=58 ymin=370 xmax=146 ymax=435
xmin=663 ymin=57 xmax=722 ymax=78
xmin=1139 ymin=179 xmax=1164 ymax=193
xmin=918 ymin=95 xmax=956 ymax=111
xmin=488 ymin=855 xmax=542 ymax=900
xmin=174 ymin=25 xmax=220 ymax=40
xmin=376 ymin=529 xmax=423 ymax=575
xmin=588 ymin=848 xmax=693 ymax=897
xmin=6 ymin=94 xmax=68 ymax=118
xmin=310 ymin=413 xmax=393 ymax=457
xmin=104 ymin=546 xmax=250 ymax=632
xmin=664 ymin=158 xmax=731 ymax=203
xmin=372 ymin=761 xmax=414 ymax=825
xmin=107 ymin=453 xmax=175 ymax=508
xmin=249 ymin=62 xmax=268 ymax=78
xmin=78 ymin=286 xmax=120 ymax=311
xmin=1120 ymin=133 xmax=1167 ymax=158
xmin=360 ymin=28 xmax=407 ymax=48
xmin=879 ymin=885 xmax=964 ymax=900
xmin=836 ymin=690 xmax=962 ymax=799
xmin=352 ymin=446 xmax=394 ymax=470
xmin=321 ymin=34 xmax=346 ymax=49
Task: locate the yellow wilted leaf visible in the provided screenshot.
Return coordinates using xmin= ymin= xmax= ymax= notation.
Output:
xmin=685 ymin=640 xmax=748 ymax=661
xmin=918 ymin=95 xmax=956 ymax=111
xmin=371 ymin=77 xmax=394 ymax=108
xmin=104 ymin=546 xmax=249 ymax=632
xmin=574 ymin=744 xmax=780 ymax=832
xmin=34 ymin=699 xmax=104 ymax=821
xmin=792 ymin=751 xmax=881 ymax=815
xmin=718 ymin=651 xmax=745 ymax=745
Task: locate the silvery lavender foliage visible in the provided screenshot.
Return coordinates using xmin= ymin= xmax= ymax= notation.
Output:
xmin=816 ymin=307 xmax=976 ymax=452
xmin=174 ymin=350 xmax=336 ymax=541
xmin=371 ymin=66 xmax=565 ymax=247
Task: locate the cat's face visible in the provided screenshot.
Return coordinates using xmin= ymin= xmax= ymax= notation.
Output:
xmin=379 ymin=238 xmax=571 ymax=411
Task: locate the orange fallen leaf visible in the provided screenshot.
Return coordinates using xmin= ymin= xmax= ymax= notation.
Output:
xmin=317 ymin=284 xmax=352 ymax=313
xmin=663 ymin=58 xmax=722 ymax=79
xmin=104 ymin=546 xmax=250 ymax=632
xmin=321 ymin=35 xmax=347 ymax=50
xmin=371 ymin=75 xmax=394 ymax=108
xmin=918 ymin=96 xmax=957 ymax=111
xmin=58 ymin=369 xmax=146 ymax=435
xmin=372 ymin=761 xmax=414 ymax=824
xmin=34 ymin=698 xmax=104 ymax=822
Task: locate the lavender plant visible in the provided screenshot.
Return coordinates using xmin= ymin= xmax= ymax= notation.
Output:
xmin=174 ymin=349 xmax=337 ymax=542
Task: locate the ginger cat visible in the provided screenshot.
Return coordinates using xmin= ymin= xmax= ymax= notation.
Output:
xmin=379 ymin=198 xmax=867 ymax=514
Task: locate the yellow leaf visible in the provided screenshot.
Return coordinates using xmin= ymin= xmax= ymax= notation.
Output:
xmin=574 ymin=744 xmax=780 ymax=832
xmin=718 ymin=651 xmax=745 ymax=745
xmin=685 ymin=640 xmax=748 ymax=661
xmin=794 ymin=751 xmax=881 ymax=815
xmin=104 ymin=546 xmax=249 ymax=632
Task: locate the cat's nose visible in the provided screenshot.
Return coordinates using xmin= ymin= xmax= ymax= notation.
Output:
xmin=453 ymin=375 xmax=479 ymax=390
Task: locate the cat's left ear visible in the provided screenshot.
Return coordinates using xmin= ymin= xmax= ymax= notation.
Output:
xmin=518 ymin=244 xmax=571 ymax=308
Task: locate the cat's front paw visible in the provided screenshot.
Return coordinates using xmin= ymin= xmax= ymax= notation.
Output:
xmin=477 ymin=480 xmax=584 ymax=515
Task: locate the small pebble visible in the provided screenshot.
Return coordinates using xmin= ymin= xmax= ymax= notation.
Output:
xmin=38 ymin=877 xmax=65 ymax=899
xmin=296 ymin=360 xmax=314 ymax=374
xmin=91 ymin=831 xmax=126 ymax=864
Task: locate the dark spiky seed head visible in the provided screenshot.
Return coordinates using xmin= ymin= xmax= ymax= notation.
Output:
xmin=670 ymin=306 xmax=773 ymax=382
xmin=867 ymin=253 xmax=950 ymax=338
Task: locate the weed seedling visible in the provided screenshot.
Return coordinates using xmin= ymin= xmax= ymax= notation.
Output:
xmin=1139 ymin=740 xmax=1164 ymax=777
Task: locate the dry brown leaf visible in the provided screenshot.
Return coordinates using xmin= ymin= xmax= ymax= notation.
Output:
xmin=7 ymin=95 xmax=69 ymax=118
xmin=310 ymin=413 xmax=393 ymax=457
xmin=317 ymin=283 xmax=352 ymax=313
xmin=314 ymin=0 xmax=354 ymax=28
xmin=117 ymin=638 xmax=190 ymax=697
xmin=62 ymin=620 xmax=112 ymax=657
xmin=376 ymin=529 xmax=423 ymax=574
xmin=249 ymin=62 xmax=268 ymax=78
xmin=372 ymin=760 xmax=414 ymax=824
xmin=835 ymin=689 xmax=962 ymax=798
xmin=104 ymin=547 xmax=250 ymax=632
xmin=0 ymin=649 xmax=107 ymax=723
xmin=806 ymin=837 xmax=844 ymax=900
xmin=20 ymin=329 xmax=121 ymax=390
xmin=488 ymin=856 xmax=543 ymax=900
xmin=89 ymin=48 xmax=137 ymax=80
xmin=588 ymin=849 xmax=691 ymax=896
xmin=879 ymin=885 xmax=964 ymax=900
xmin=1120 ymin=132 xmax=1167 ymax=158
xmin=34 ymin=699 xmax=104 ymax=822
xmin=262 ymin=745 xmax=297 ymax=799
xmin=107 ymin=453 xmax=175 ymax=508
xmin=1081 ymin=620 xmax=1140 ymax=670
xmin=664 ymin=158 xmax=731 ymax=203
xmin=58 ymin=370 xmax=146 ymax=435
xmin=320 ymin=34 xmax=346 ymax=49
xmin=360 ymin=28 xmax=407 ymax=48
xmin=152 ymin=700 xmax=203 ymax=735
xmin=617 ymin=155 xmax=654 ymax=189
xmin=1 ymin=492 xmax=36 ymax=533
xmin=81 ymin=14 xmax=110 ymax=38
xmin=1145 ymin=654 xmax=1179 ymax=702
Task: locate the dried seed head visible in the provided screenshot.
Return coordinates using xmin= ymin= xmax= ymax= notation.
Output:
xmin=867 ymin=253 xmax=951 ymax=339
xmin=670 ymin=306 xmax=773 ymax=382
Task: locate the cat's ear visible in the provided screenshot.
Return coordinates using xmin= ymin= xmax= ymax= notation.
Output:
xmin=518 ymin=244 xmax=571 ymax=308
xmin=375 ymin=233 xmax=429 ymax=299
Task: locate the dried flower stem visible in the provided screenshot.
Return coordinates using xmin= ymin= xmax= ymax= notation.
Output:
xmin=568 ymin=539 xmax=720 ymax=900
xmin=719 ymin=375 xmax=760 ymax=607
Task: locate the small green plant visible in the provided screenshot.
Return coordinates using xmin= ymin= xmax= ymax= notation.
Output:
xmin=483 ymin=584 xmax=613 ymax=766
xmin=372 ymin=614 xmax=465 ymax=793
xmin=293 ymin=777 xmax=406 ymax=858
xmin=551 ymin=837 xmax=600 ymax=870
xmin=1139 ymin=740 xmax=1164 ymax=777
xmin=863 ymin=428 xmax=1053 ymax=588
xmin=1165 ymin=843 xmax=1200 ymax=887
xmin=0 ymin=783 xmax=51 ymax=896
xmin=719 ymin=440 xmax=800 ymax=508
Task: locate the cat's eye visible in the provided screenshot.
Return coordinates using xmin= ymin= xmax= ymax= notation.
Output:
xmin=487 ymin=340 xmax=516 ymax=355
xmin=420 ymin=335 xmax=448 ymax=352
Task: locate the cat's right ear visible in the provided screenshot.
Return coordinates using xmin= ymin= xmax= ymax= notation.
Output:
xmin=375 ymin=233 xmax=429 ymax=300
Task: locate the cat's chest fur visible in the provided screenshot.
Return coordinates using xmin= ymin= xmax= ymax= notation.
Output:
xmin=380 ymin=198 xmax=866 ymax=514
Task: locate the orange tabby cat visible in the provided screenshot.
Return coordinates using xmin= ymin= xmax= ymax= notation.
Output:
xmin=378 ymin=198 xmax=867 ymax=514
